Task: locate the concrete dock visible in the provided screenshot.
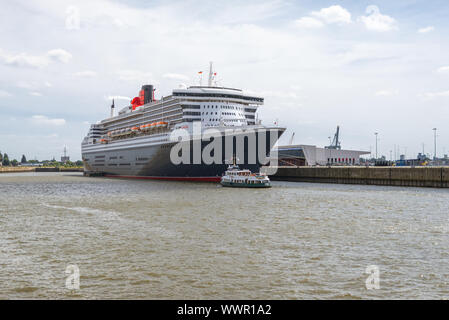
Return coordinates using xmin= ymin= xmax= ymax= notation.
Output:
xmin=270 ymin=166 xmax=449 ymax=188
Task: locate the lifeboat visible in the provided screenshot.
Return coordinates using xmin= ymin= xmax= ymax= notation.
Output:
xmin=153 ymin=121 xmax=166 ymax=129
xmin=140 ymin=124 xmax=150 ymax=132
xmin=99 ymin=139 xmax=108 ymax=144
xmin=131 ymin=126 xmax=139 ymax=133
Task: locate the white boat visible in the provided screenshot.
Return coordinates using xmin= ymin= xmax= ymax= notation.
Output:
xmin=220 ymin=164 xmax=271 ymax=188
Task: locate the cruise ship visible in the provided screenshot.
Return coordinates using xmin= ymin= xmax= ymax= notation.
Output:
xmin=81 ymin=64 xmax=285 ymax=181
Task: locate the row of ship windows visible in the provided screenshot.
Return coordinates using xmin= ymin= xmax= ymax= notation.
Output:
xmin=180 ymin=118 xmax=246 ymax=123
xmin=91 ymin=163 xmax=155 ymax=166
xmin=181 ymin=105 xmax=200 ymax=109
xmin=94 ymin=156 xmax=149 ymax=161
xmin=173 ymin=92 xmax=263 ymax=102
xmin=204 ymin=105 xmax=243 ymax=110
xmin=184 ymin=111 xmax=201 ymax=116
xmin=182 ymin=104 xmax=252 ymax=111
xmin=202 ymin=112 xmax=243 ymax=116
xmin=183 ymin=111 xmax=245 ymax=117
xmin=201 ymin=119 xmax=244 ymax=122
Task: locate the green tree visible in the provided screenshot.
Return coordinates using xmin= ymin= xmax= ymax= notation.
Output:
xmin=0 ymin=151 xmax=3 ymax=164
xmin=2 ymin=153 xmax=10 ymax=166
xmin=21 ymin=154 xmax=27 ymax=163
xmin=11 ymin=159 xmax=18 ymax=167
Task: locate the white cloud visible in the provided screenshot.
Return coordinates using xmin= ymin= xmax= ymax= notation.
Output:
xmin=116 ymin=70 xmax=155 ymax=82
xmin=29 ymin=92 xmax=43 ymax=97
xmin=420 ymin=90 xmax=449 ymax=99
xmin=311 ymin=5 xmax=352 ymax=25
xmin=246 ymin=89 xmax=300 ymax=100
xmin=162 ymin=73 xmax=189 ymax=81
xmin=31 ymin=115 xmax=66 ymax=126
xmin=436 ymin=66 xmax=449 ymax=73
xmin=359 ymin=5 xmax=398 ymax=32
xmin=16 ymin=81 xmax=52 ymax=90
xmin=2 ymin=52 xmax=49 ymax=68
xmin=0 ymin=89 xmax=12 ymax=97
xmin=112 ymin=18 xmax=126 ymax=28
xmin=210 ymin=1 xmax=286 ymax=25
xmin=65 ymin=5 xmax=81 ymax=30
xmin=0 ymin=49 xmax=72 ymax=68
xmin=294 ymin=17 xmax=324 ymax=29
xmin=73 ymin=70 xmax=97 ymax=77
xmin=418 ymin=26 xmax=434 ymax=33
xmin=46 ymin=49 xmax=72 ymax=63
xmin=375 ymin=90 xmax=398 ymax=96
xmin=294 ymin=5 xmax=350 ymax=30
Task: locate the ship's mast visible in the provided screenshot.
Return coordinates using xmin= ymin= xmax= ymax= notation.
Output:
xmin=208 ymin=61 xmax=213 ymax=87
xmin=110 ymin=99 xmax=115 ymax=118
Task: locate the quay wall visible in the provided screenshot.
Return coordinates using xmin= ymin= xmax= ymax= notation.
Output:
xmin=0 ymin=167 xmax=83 ymax=173
xmin=270 ymin=166 xmax=449 ymax=188
xmin=0 ymin=167 xmax=35 ymax=173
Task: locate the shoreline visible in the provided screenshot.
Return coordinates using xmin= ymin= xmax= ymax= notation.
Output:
xmin=0 ymin=167 xmax=84 ymax=173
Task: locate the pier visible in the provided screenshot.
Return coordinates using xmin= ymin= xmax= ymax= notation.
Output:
xmin=269 ymin=166 xmax=449 ymax=188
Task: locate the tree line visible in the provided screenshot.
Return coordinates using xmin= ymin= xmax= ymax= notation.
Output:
xmin=0 ymin=152 xmax=82 ymax=167
xmin=0 ymin=152 xmax=25 ymax=166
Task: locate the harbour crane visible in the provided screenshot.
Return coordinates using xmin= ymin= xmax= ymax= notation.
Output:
xmin=325 ymin=126 xmax=341 ymax=150
xmin=289 ymin=132 xmax=295 ymax=145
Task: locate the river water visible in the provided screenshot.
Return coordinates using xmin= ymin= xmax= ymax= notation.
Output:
xmin=0 ymin=172 xmax=448 ymax=299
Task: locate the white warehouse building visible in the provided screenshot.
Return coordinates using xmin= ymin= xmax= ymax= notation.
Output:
xmin=274 ymin=144 xmax=370 ymax=166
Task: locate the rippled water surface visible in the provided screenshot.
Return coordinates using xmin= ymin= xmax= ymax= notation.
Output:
xmin=0 ymin=172 xmax=448 ymax=299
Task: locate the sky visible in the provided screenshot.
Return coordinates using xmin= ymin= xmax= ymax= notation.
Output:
xmin=0 ymin=0 xmax=448 ymax=161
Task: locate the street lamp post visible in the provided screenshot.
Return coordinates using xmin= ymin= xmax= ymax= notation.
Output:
xmin=374 ymin=132 xmax=378 ymax=160
xmin=433 ymin=128 xmax=437 ymax=161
